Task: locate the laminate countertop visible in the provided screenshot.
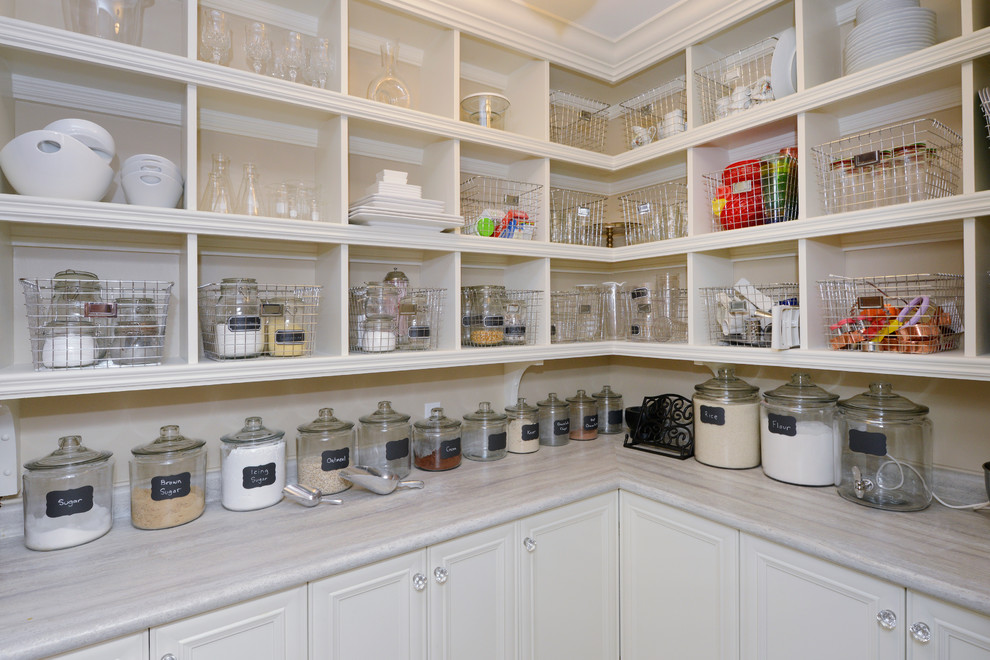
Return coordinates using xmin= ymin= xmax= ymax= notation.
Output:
xmin=1 ymin=436 xmax=988 ymax=659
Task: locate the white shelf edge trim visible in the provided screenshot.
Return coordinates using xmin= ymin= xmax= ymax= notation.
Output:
xmin=11 ymin=74 xmax=183 ymax=125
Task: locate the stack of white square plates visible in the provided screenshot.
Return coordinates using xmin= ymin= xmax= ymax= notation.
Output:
xmin=843 ymin=1 xmax=936 ymax=75
xmin=349 ymin=169 xmax=464 ymax=231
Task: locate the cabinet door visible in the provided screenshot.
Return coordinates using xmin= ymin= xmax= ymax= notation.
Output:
xmin=620 ymin=492 xmax=739 ymax=660
xmin=428 ymin=522 xmax=517 ymax=660
xmin=518 ymin=491 xmax=618 ymax=660
xmin=741 ymin=534 xmax=904 ymax=660
xmin=150 ymin=587 xmax=306 ymax=660
xmin=309 ymin=550 xmax=427 ymax=660
xmin=907 ymin=592 xmax=990 ymax=659
xmin=46 ymin=631 xmax=149 ymax=660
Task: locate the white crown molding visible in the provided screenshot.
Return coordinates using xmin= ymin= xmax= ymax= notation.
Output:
xmin=838 ymin=87 xmax=961 ymax=136
xmin=349 ymin=135 xmax=424 ymax=165
xmin=11 ymin=74 xmax=183 ymax=125
xmin=199 ymin=108 xmax=318 ymax=146
xmin=203 ymin=0 xmax=318 ymax=34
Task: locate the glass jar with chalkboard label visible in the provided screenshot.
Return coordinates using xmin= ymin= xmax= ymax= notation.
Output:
xmin=129 ymin=425 xmax=207 ymax=529
xmin=22 ymin=435 xmax=114 ymax=551
xmin=462 ymin=401 xmax=508 ymax=461
xmin=537 ymin=392 xmax=570 ymax=447
xmin=505 ymin=397 xmax=539 ymax=453
xmin=760 ymin=373 xmax=838 ymax=487
xmin=358 ymin=401 xmax=412 ymax=478
xmin=220 ymin=417 xmax=286 ymax=511
xmin=692 ymin=367 xmax=760 ymax=469
xmin=414 ymin=407 xmax=462 ymax=471
xmin=592 ymin=385 xmax=624 ymax=435
xmin=297 ymin=408 xmax=356 ymax=494
xmin=836 ymin=382 xmax=932 ymax=511
xmin=567 ymin=389 xmax=599 ymax=440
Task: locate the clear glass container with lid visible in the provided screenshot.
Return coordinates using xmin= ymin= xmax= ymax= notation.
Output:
xmin=220 ymin=416 xmax=285 ymax=511
xmin=358 ymin=401 xmax=412 ymax=477
xmin=593 ymin=385 xmax=624 ymax=435
xmin=760 ymin=373 xmax=839 ymax=486
xmin=537 ymin=392 xmax=570 ymax=446
xmin=216 ymin=277 xmax=263 ymax=358
xmin=414 ymin=407 xmax=462 ymax=471
xmin=41 ymin=320 xmax=100 ymax=368
xmin=575 ymin=284 xmax=601 ymax=341
xmin=129 ymin=425 xmax=207 ymax=529
xmin=693 ymin=367 xmax=761 ymax=469
xmin=51 ymin=269 xmax=103 ymax=322
xmin=462 ymin=401 xmax=508 ymax=461
xmin=362 ymin=283 xmax=399 ymax=352
xmin=265 ymin=296 xmax=307 ymax=357
xmin=384 ymin=268 xmax=411 ymax=346
xmin=297 ymin=408 xmax=355 ymax=495
xmin=22 ymin=435 xmax=114 ymax=551
xmin=836 ymin=382 xmax=933 ymax=511
xmin=505 ymin=397 xmax=539 ymax=453
xmin=467 ymin=285 xmax=506 ymax=346
xmin=112 ymin=296 xmax=161 ymax=366
xmin=567 ymin=389 xmax=599 ymax=440
xmin=503 ymin=299 xmax=527 ymax=346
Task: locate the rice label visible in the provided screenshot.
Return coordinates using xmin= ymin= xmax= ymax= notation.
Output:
xmin=700 ymin=405 xmax=725 ymax=426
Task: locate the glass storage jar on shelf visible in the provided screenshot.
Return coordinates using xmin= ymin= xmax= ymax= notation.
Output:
xmin=112 ymin=296 xmax=161 ymax=366
xmin=505 ymin=397 xmax=539 ymax=453
xmin=575 ymin=284 xmax=601 ymax=341
xmin=413 ymin=407 xmax=462 ymax=471
xmin=215 ymin=277 xmax=264 ymax=358
xmin=297 ymin=408 xmax=356 ymax=495
xmin=567 ymin=389 xmax=599 ymax=440
xmin=220 ymin=417 xmax=286 ymax=511
xmin=129 ymin=425 xmax=207 ymax=530
xmin=361 ymin=283 xmax=399 ymax=353
xmin=41 ymin=320 xmax=100 ymax=368
xmin=503 ymin=299 xmax=528 ymax=345
xmin=593 ymin=385 xmax=624 ymax=435
xmin=22 ymin=435 xmax=114 ymax=551
xmin=384 ymin=268 xmax=411 ymax=347
xmin=462 ymin=401 xmax=508 ymax=461
xmin=50 ymin=269 xmax=103 ymax=322
xmin=358 ymin=401 xmax=412 ymax=477
xmin=537 ymin=392 xmax=570 ymax=446
xmin=693 ymin=367 xmax=761 ymax=469
xmin=466 ymin=285 xmax=507 ymax=346
xmin=264 ymin=296 xmax=307 ymax=357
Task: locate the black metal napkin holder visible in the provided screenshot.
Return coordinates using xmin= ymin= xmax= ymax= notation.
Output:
xmin=623 ymin=393 xmax=694 ymax=459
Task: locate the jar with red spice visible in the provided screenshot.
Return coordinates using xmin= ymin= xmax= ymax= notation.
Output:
xmin=413 ymin=407 xmax=461 ymax=471
xmin=567 ymin=389 xmax=599 ymax=440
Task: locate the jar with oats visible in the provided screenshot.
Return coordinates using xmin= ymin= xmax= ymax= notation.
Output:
xmin=297 ymin=408 xmax=355 ymax=495
xmin=129 ymin=425 xmax=207 ymax=530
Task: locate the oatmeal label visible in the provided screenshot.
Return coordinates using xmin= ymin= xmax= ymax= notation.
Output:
xmin=321 ymin=448 xmax=350 ymax=472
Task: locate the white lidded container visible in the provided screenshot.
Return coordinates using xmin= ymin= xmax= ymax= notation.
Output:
xmin=220 ymin=417 xmax=285 ymax=511
xmin=760 ymin=373 xmax=839 ymax=486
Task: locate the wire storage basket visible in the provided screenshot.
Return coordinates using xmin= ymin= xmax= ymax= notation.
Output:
xmin=701 ymin=282 xmax=800 ymax=348
xmin=549 ymin=90 xmax=609 ymax=153
xmin=349 ymin=285 xmax=446 ymax=353
xmin=619 ymin=76 xmax=687 ymax=150
xmin=817 ymin=273 xmax=963 ymax=354
xmin=550 ymin=187 xmax=607 ymax=246
xmin=980 ymin=87 xmax=990 ymax=142
xmin=199 ymin=282 xmax=321 ymax=360
xmin=20 ymin=277 xmax=173 ymax=370
xmin=618 ymin=180 xmax=688 ymax=245
xmin=694 ymin=37 xmax=778 ymax=125
xmin=704 ymin=149 xmax=798 ymax=231
xmin=460 ymin=175 xmax=542 ymax=240
xmin=812 ymin=118 xmax=963 ymax=215
xmin=461 ymin=286 xmax=541 ymax=347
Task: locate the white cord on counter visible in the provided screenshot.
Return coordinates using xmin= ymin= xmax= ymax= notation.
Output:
xmin=876 ymin=455 xmax=990 ymax=510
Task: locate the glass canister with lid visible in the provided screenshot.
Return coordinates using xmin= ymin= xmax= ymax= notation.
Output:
xmin=215 ymin=277 xmax=264 ymax=358
xmin=467 ymin=285 xmax=507 ymax=346
xmin=413 ymin=407 xmax=462 ymax=471
xmin=112 ymin=296 xmax=162 ymax=366
xmin=567 ymin=389 xmax=599 ymax=440
xmin=693 ymin=367 xmax=761 ymax=469
xmin=358 ymin=401 xmax=412 ymax=477
xmin=361 ymin=283 xmax=399 ymax=353
xmin=835 ymin=382 xmax=933 ymax=511
xmin=505 ymin=397 xmax=539 ymax=453
xmin=51 ymin=269 xmax=103 ymax=322
xmin=760 ymin=373 xmax=839 ymax=486
xmin=220 ymin=416 xmax=286 ymax=511
xmin=593 ymin=385 xmax=624 ymax=435
xmin=462 ymin=401 xmax=508 ymax=461
xmin=297 ymin=408 xmax=356 ymax=495
xmin=22 ymin=435 xmax=114 ymax=551
xmin=383 ymin=268 xmax=411 ymax=347
xmin=129 ymin=425 xmax=207 ymax=529
xmin=41 ymin=320 xmax=100 ymax=368
xmin=537 ymin=392 xmax=570 ymax=446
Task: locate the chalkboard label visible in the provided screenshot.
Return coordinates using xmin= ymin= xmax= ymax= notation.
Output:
xmin=554 ymin=418 xmax=570 ymax=436
xmin=227 ymin=316 xmax=262 ymax=332
xmin=274 ymin=329 xmax=305 ymax=344
xmin=440 ymin=438 xmax=461 ymax=459
xmin=767 ymin=413 xmax=797 ymax=437
xmin=386 ymin=437 xmax=410 ymax=461
xmin=461 ymin=315 xmax=471 ymax=327
xmin=45 ymin=485 xmax=94 ymax=518
xmin=483 ymin=315 xmax=504 ymax=328
xmin=629 ymin=325 xmax=641 ymax=336
xmin=321 ymin=448 xmax=350 ymax=471
xmin=151 ymin=472 xmax=191 ymax=501
xmin=848 ymin=429 xmax=887 ymax=456
xmin=583 ymin=414 xmax=599 ymax=431
xmin=699 ymin=405 xmax=725 ymax=426
xmin=607 ymin=409 xmax=623 ymax=426
xmin=408 ymin=326 xmax=431 ymax=338
xmin=488 ymin=432 xmax=507 ymax=451
xmin=522 ymin=423 xmax=539 ymax=441
xmin=505 ymin=326 xmax=526 ymax=336
xmin=630 ymin=287 xmax=648 ymax=299
xmin=243 ymin=463 xmax=277 ymax=489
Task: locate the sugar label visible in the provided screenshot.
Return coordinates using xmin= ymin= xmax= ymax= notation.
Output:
xmin=46 ymin=485 xmax=94 ymax=518
xmin=243 ymin=463 xmax=277 ymax=489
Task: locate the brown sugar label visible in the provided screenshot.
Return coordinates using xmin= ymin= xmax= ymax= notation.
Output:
xmin=151 ymin=472 xmax=191 ymax=501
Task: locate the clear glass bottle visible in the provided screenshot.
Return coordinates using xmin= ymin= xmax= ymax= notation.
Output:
xmin=297 ymin=408 xmax=355 ymax=495
xmin=760 ymin=373 xmax=839 ymax=486
xmin=366 ymin=39 xmax=412 ymax=108
xmin=693 ymin=367 xmax=761 ymax=469
xmin=384 ymin=268 xmax=410 ymax=347
xmin=22 ymin=435 xmax=114 ymax=551
xmin=361 ymin=283 xmax=399 ymax=352
xmin=413 ymin=407 xmax=462 ymax=471
xmin=129 ymin=425 xmax=207 ymax=530
xmin=567 ymin=389 xmax=599 ymax=440
xmin=503 ymin=299 xmax=527 ymax=345
xmin=220 ymin=417 xmax=286 ymax=511
xmin=112 ymin=296 xmax=161 ymax=366
xmin=468 ymin=285 xmax=507 ymax=346
xmin=236 ymin=162 xmax=264 ymax=216
xmin=200 ymin=152 xmax=234 ymax=213
xmin=215 ymin=277 xmax=263 ymax=358
xmin=593 ymin=385 xmax=624 ymax=435
xmin=462 ymin=401 xmax=508 ymax=461
xmin=358 ymin=401 xmax=412 ymax=477
xmin=505 ymin=397 xmax=539 ymax=453
xmin=537 ymin=392 xmax=570 ymax=446
xmin=836 ymin=382 xmax=933 ymax=511
xmin=460 ymin=287 xmax=473 ymax=345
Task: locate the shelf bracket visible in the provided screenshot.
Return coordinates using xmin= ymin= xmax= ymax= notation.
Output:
xmin=504 ymin=361 xmax=543 ymax=405
xmin=0 ymin=402 xmax=18 ymax=498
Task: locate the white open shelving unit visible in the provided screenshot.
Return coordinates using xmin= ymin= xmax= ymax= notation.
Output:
xmin=0 ymin=0 xmax=988 ymax=404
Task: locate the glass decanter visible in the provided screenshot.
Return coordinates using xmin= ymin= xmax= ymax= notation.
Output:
xmin=236 ymin=163 xmax=264 ymax=216
xmin=200 ymin=153 xmax=233 ymax=213
xmin=366 ymin=39 xmax=411 ymax=108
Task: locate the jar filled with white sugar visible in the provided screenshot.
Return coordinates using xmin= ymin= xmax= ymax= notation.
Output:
xmin=693 ymin=367 xmax=761 ymax=469
xmin=760 ymin=373 xmax=839 ymax=486
xmin=220 ymin=417 xmax=285 ymax=511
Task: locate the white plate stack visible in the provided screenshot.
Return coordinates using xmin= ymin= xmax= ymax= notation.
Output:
xmin=348 ymin=169 xmax=464 ymax=231
xmin=843 ymin=0 xmax=936 ymax=75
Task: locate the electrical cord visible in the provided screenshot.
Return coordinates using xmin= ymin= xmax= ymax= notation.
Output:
xmin=877 ymin=455 xmax=990 ymax=510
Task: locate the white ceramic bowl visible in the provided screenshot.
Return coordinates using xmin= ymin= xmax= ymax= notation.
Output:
xmin=0 ymin=129 xmax=114 ymax=200
xmin=122 ymin=153 xmax=182 ymax=181
xmin=44 ymin=118 xmax=115 ymax=162
xmin=121 ymin=168 xmax=183 ymax=208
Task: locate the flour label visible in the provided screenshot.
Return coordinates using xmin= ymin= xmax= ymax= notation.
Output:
xmin=767 ymin=413 xmax=797 ymax=437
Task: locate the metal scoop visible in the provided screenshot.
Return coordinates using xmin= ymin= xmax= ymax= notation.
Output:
xmin=341 ymin=465 xmax=424 ymax=495
xmin=283 ymin=483 xmax=344 ymax=507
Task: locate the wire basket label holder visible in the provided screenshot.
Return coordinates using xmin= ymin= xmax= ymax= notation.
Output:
xmin=694 ymin=37 xmax=777 ymax=125
xmin=704 ymin=150 xmax=798 ymax=232
xmin=550 ymin=187 xmax=607 ymax=247
xmin=460 ymin=175 xmax=542 ymax=240
xmin=701 ymin=281 xmax=800 ymax=348
xmin=619 ymin=76 xmax=687 ymax=150
xmin=549 ymin=90 xmax=609 ymax=153
xmin=348 ymin=286 xmax=447 ymax=353
xmin=618 ymin=180 xmax=688 ymax=245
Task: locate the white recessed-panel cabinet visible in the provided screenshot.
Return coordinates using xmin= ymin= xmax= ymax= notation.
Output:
xmin=46 ymin=631 xmax=149 ymax=660
xmin=906 ymin=592 xmax=990 ymax=660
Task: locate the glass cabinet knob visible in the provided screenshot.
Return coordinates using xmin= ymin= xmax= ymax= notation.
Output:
xmin=876 ymin=609 xmax=898 ymax=630
xmin=162 ymin=655 xmax=177 ymax=660
xmin=434 ymin=566 xmax=449 ymax=584
xmin=523 ymin=537 xmax=537 ymax=552
xmin=412 ymin=573 xmax=427 ymax=592
xmin=909 ymin=622 xmax=932 ymax=643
